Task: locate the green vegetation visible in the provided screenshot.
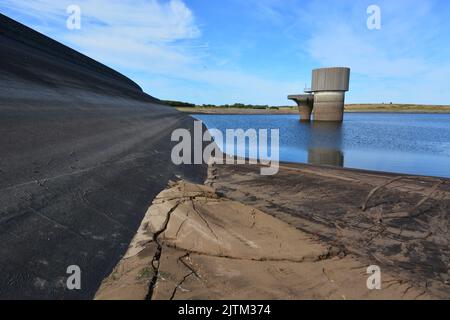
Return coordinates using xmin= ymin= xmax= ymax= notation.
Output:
xmin=136 ymin=267 xmax=154 ymax=280
xmin=162 ymin=100 xmax=288 ymax=110
xmin=346 ymin=104 xmax=450 ymax=113
xmin=162 ymin=100 xmax=197 ymax=108
xmin=164 ymin=100 xmax=450 ymax=114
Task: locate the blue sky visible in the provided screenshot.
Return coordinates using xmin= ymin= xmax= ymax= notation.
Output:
xmin=1 ymin=0 xmax=450 ymax=105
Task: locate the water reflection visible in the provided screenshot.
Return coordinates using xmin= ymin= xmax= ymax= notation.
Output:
xmin=304 ymin=122 xmax=344 ymax=167
xmin=193 ymin=113 xmax=450 ymax=178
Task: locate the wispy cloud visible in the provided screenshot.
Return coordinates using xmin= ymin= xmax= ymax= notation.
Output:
xmin=1 ymin=0 xmax=449 ymax=104
xmin=2 ymin=0 xmax=200 ymax=40
xmin=1 ymin=0 xmax=305 ymax=105
xmin=2 ymin=0 xmax=201 ymax=72
xmin=267 ymin=0 xmax=450 ymax=104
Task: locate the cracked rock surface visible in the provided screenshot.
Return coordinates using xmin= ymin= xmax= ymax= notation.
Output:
xmin=95 ymin=180 xmax=434 ymax=300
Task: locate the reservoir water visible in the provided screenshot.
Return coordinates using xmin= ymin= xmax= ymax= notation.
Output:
xmin=193 ymin=113 xmax=450 ymax=178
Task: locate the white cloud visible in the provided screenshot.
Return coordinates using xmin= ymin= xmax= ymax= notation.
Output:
xmin=2 ymin=0 xmax=306 ymax=105
xmin=5 ymin=0 xmax=201 ymax=71
xmin=3 ymin=0 xmax=200 ymax=41
xmin=284 ymin=0 xmax=450 ymax=104
xmin=3 ymin=1 xmax=198 ymax=85
xmin=5 ymin=0 xmax=448 ymax=104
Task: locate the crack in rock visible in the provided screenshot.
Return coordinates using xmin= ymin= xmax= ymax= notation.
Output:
xmin=146 ymin=201 xmax=181 ymax=300
xmin=170 ymin=253 xmax=202 ymax=300
xmin=163 ymin=242 xmax=344 ymax=264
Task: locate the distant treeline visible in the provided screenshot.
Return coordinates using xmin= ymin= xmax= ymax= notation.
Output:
xmin=162 ymin=100 xmax=197 ymax=108
xmin=162 ymin=100 xmax=287 ymax=110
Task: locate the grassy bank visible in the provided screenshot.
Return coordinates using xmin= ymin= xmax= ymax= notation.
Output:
xmin=174 ymin=106 xmax=298 ymax=114
xmin=345 ymin=104 xmax=450 ymax=113
xmin=165 ymin=100 xmax=450 ymax=114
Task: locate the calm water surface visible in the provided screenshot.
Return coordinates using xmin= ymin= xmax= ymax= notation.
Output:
xmin=193 ymin=113 xmax=450 ymax=178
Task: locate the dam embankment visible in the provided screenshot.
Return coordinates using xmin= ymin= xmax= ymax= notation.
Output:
xmin=0 ymin=13 xmax=206 ymax=299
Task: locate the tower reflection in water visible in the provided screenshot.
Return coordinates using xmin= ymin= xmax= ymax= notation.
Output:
xmin=304 ymin=122 xmax=344 ymax=167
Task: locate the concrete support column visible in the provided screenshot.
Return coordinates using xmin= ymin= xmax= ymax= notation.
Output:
xmin=288 ymin=94 xmax=314 ymax=121
xmin=313 ymin=91 xmax=345 ymax=122
xmin=297 ymin=102 xmax=313 ymax=122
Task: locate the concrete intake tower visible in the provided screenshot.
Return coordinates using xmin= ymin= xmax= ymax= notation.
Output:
xmin=288 ymin=67 xmax=350 ymax=122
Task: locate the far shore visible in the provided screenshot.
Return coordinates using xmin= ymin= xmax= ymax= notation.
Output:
xmin=174 ymin=104 xmax=450 ymax=115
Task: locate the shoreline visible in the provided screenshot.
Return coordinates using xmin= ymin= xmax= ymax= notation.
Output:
xmin=175 ymin=105 xmax=450 ymax=115
xmin=95 ymin=160 xmax=450 ymax=300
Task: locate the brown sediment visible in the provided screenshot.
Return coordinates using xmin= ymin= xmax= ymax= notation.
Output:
xmin=210 ymin=162 xmax=450 ymax=298
xmin=95 ymin=161 xmax=449 ymax=300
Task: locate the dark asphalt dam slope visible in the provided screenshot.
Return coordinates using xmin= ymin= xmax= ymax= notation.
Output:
xmin=0 ymin=13 xmax=206 ymax=299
